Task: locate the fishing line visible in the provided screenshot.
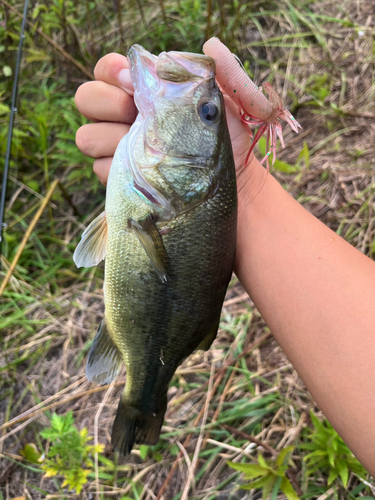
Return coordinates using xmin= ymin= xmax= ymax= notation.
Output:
xmin=0 ymin=0 xmax=29 ymax=258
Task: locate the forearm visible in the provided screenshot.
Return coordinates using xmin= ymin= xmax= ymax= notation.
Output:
xmin=236 ymin=157 xmax=375 ymax=474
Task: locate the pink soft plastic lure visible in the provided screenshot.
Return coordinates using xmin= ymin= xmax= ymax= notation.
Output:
xmin=203 ymin=37 xmax=301 ymax=169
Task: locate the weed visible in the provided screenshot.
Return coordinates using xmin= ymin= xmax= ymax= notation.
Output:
xmin=228 ymin=446 xmax=299 ymax=500
xmin=301 ymin=412 xmax=368 ymax=489
xmin=39 ymin=412 xmax=104 ymax=493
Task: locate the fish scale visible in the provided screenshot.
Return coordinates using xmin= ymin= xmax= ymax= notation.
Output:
xmin=73 ymin=44 xmax=237 ymax=455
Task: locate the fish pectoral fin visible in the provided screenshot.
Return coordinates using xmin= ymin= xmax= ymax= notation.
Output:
xmin=196 ymin=320 xmax=220 ymax=351
xmin=73 ymin=211 xmax=107 ymax=268
xmin=86 ymin=318 xmax=122 ymax=385
xmin=130 ymin=216 xmax=168 ymax=283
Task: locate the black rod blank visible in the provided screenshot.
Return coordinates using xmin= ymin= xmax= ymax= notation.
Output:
xmin=0 ymin=0 xmax=29 ymax=258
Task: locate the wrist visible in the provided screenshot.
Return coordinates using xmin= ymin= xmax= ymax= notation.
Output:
xmin=236 ymin=155 xmax=268 ymax=219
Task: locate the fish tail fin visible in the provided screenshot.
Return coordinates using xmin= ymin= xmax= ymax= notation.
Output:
xmin=112 ymin=394 xmax=167 ymax=456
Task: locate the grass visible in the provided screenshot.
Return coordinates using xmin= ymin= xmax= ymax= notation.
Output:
xmin=1 ymin=0 xmax=375 ymax=498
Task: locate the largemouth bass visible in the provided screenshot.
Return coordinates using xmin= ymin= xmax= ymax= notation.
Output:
xmin=73 ymin=45 xmax=237 ymax=455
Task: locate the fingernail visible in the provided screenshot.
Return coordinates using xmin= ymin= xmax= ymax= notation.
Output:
xmin=118 ymin=68 xmax=134 ymax=96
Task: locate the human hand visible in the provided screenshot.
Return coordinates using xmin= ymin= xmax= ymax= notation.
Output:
xmin=75 ymin=52 xmax=258 ymax=189
xmin=75 ymin=53 xmax=137 ymax=185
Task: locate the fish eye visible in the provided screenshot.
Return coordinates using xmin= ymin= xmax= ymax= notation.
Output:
xmin=199 ymin=102 xmax=219 ymax=123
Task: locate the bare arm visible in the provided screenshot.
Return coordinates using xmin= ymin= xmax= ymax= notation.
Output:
xmin=237 ymin=158 xmax=375 ymax=475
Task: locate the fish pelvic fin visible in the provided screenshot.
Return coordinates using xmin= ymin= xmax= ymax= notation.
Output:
xmin=130 ymin=215 xmax=168 ymax=283
xmin=73 ymin=211 xmax=107 ymax=268
xmin=112 ymin=394 xmax=167 ymax=456
xmin=86 ymin=318 xmax=122 ymax=385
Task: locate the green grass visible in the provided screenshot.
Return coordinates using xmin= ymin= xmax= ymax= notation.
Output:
xmin=1 ymin=0 xmax=375 ymax=498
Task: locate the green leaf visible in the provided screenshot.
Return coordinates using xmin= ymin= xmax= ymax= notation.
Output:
xmin=297 ymin=141 xmax=310 ymax=168
xmin=32 ymin=4 xmax=48 ymax=17
xmin=271 ymin=476 xmax=282 ymax=500
xmin=309 ymin=411 xmax=326 ymax=433
xmin=257 ymin=137 xmax=300 ymax=173
xmin=262 ymin=476 xmax=275 ymax=499
xmin=228 ymin=461 xmax=269 ymax=477
xmin=0 ymin=103 xmax=10 ymax=116
xmin=273 ymin=157 xmax=300 ymax=173
xmin=97 ymin=454 xmax=115 ymax=470
xmin=276 ymin=446 xmax=294 ymax=467
xmin=140 ymin=445 xmax=149 ymax=460
xmin=257 ymin=453 xmax=269 ymax=469
xmin=26 ymin=180 xmax=40 ymax=192
xmin=304 ymin=453 xmax=326 ymax=467
xmin=336 ymin=460 xmax=349 ymax=487
xmin=26 ymin=48 xmax=51 ymax=63
xmin=304 ymin=450 xmax=327 ymax=463
xmin=240 ymin=475 xmax=275 ymax=490
xmin=153 ymin=451 xmax=163 ymax=462
xmin=170 ymin=444 xmax=180 ymax=456
xmin=3 ymin=66 xmax=12 ymax=77
xmin=327 ymin=447 xmax=335 ymax=468
xmin=19 ymin=443 xmax=43 ymax=463
xmin=327 ymin=468 xmax=339 ymax=485
xmin=280 ymin=476 xmax=300 ymax=500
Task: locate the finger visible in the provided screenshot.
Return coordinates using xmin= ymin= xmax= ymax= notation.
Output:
xmin=75 ymin=81 xmax=137 ymax=123
xmin=93 ymin=157 xmax=112 ymax=185
xmin=76 ymin=122 xmax=129 ymax=158
xmin=94 ymin=53 xmax=134 ymax=96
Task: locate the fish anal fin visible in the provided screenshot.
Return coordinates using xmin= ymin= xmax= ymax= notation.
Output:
xmin=73 ymin=211 xmax=107 ymax=268
xmin=86 ymin=318 xmax=122 ymax=385
xmin=196 ymin=321 xmax=220 ymax=351
xmin=112 ymin=394 xmax=167 ymax=456
xmin=130 ymin=216 xmax=168 ymax=283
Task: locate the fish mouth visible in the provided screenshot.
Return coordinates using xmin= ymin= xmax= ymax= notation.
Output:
xmin=156 ymin=51 xmax=215 ymax=82
xmin=127 ymin=45 xmax=159 ymax=97
xmin=128 ymin=45 xmax=215 ymax=91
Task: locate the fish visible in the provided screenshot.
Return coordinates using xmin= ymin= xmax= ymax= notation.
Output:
xmin=73 ymin=44 xmax=237 ymax=455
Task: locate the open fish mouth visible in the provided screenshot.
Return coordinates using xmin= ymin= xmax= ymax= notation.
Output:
xmin=128 ymin=45 xmax=217 ymax=110
xmin=128 ymin=44 xmax=215 ymax=82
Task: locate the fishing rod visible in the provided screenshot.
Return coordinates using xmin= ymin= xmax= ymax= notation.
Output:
xmin=0 ymin=0 xmax=29 ymax=258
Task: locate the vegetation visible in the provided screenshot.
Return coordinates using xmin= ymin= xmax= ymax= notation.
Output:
xmin=1 ymin=0 xmax=375 ymax=498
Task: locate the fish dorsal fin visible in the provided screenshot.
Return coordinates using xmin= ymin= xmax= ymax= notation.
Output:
xmin=73 ymin=211 xmax=107 ymax=268
xmin=86 ymin=318 xmax=122 ymax=384
xmin=130 ymin=216 xmax=168 ymax=283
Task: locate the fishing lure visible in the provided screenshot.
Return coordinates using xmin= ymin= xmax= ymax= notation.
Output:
xmin=203 ymin=37 xmax=301 ymax=170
